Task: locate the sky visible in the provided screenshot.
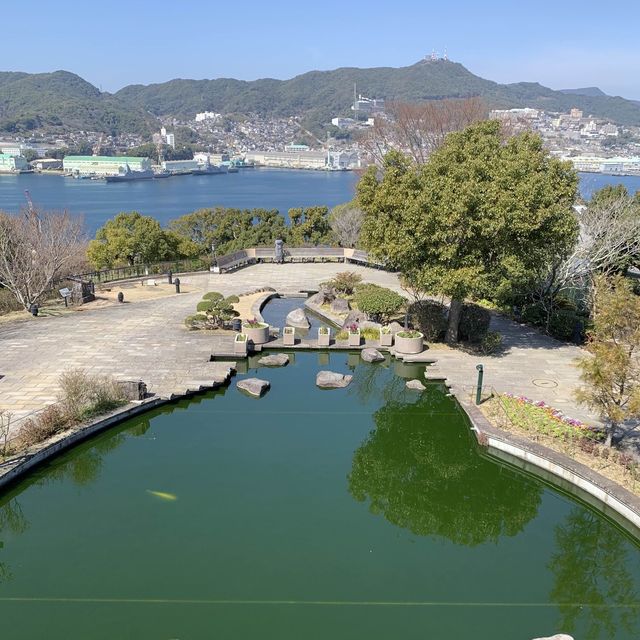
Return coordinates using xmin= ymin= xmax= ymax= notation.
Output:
xmin=3 ymin=0 xmax=640 ymax=99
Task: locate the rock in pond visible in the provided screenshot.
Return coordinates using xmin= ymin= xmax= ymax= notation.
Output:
xmin=406 ymin=379 xmax=426 ymax=391
xmin=360 ymin=348 xmax=385 ymax=363
xmin=258 ymin=353 xmax=289 ymax=367
xmin=237 ymin=378 xmax=270 ymax=397
xmin=286 ymin=307 xmax=310 ymax=329
xmin=330 ymin=297 xmax=350 ymax=313
xmin=316 ymin=371 xmax=353 ymax=389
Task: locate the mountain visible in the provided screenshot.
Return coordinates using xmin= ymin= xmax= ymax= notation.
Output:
xmin=0 ymin=70 xmax=153 ymax=135
xmin=114 ymin=60 xmax=640 ymax=128
xmin=559 ymin=87 xmax=608 ymax=98
xmin=2 ymin=62 xmax=640 ymax=138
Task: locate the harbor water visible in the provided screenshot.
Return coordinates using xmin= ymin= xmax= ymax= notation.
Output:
xmin=0 ymin=169 xmax=638 ymax=235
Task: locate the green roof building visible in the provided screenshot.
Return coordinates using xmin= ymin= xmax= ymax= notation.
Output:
xmin=63 ymin=155 xmax=151 ymax=176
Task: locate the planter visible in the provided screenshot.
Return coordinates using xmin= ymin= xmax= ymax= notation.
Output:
xmin=317 ymin=328 xmax=331 ymax=347
xmin=242 ymin=322 xmax=270 ymax=345
xmin=234 ymin=334 xmax=248 ymax=356
xmin=394 ymin=331 xmax=424 ymax=354
xmin=283 ymin=327 xmax=295 ymax=346
xmin=380 ymin=330 xmax=393 ymax=347
xmin=348 ymin=329 xmax=361 ymax=347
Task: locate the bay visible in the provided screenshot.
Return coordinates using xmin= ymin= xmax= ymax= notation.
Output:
xmin=0 ymin=168 xmax=638 ymax=236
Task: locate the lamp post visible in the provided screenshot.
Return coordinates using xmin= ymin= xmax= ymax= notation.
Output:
xmin=475 ymin=364 xmax=484 ymax=405
xmin=210 ymin=242 xmax=218 ymax=272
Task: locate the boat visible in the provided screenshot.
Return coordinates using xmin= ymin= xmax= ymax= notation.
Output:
xmin=226 ymin=165 xmax=239 ymax=173
xmin=233 ymin=158 xmax=255 ymax=169
xmin=153 ymin=170 xmax=170 ymax=179
xmin=105 ymin=164 xmax=155 ymax=183
xmin=191 ymin=163 xmax=225 ymax=176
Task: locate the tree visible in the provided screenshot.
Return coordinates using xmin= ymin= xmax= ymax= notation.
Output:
xmin=361 ymin=97 xmax=486 ymax=167
xmin=575 ymin=276 xmax=640 ymax=446
xmin=168 ymin=207 xmax=286 ymax=257
xmin=357 ymin=121 xmax=578 ymax=343
xmin=0 ymin=209 xmax=84 ymax=311
xmin=287 ymin=206 xmax=332 ymax=246
xmin=87 ymin=212 xmax=173 ymax=268
xmin=329 ymin=202 xmax=364 ymax=247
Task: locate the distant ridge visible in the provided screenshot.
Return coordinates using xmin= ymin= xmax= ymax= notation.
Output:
xmin=2 ymin=61 xmax=640 ymax=135
xmin=559 ymin=87 xmax=608 ymax=98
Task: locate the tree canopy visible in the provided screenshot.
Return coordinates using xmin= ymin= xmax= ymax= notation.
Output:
xmin=357 ymin=120 xmax=579 ymax=341
xmin=87 ymin=212 xmax=173 ymax=268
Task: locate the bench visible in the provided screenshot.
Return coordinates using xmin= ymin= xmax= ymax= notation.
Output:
xmin=217 ymin=250 xmax=253 ymax=273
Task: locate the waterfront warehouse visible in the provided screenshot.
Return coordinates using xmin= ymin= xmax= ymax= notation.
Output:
xmin=63 ymin=155 xmax=152 ymax=177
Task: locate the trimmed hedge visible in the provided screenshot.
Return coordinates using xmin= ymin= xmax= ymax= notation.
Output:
xmin=409 ymin=300 xmax=447 ymax=342
xmin=202 ymin=291 xmax=224 ymax=302
xmin=354 ymin=284 xmax=405 ymax=322
xmin=458 ymin=304 xmax=491 ymax=343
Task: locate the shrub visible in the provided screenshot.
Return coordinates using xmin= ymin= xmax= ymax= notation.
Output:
xmin=243 ymin=318 xmax=265 ymax=328
xmin=324 ymin=271 xmax=362 ymax=295
xmin=225 ymin=295 xmax=240 ymax=304
xmin=362 ymin=327 xmax=381 ymax=340
xmin=0 ymin=288 xmax=22 ymax=315
xmin=479 ymin=331 xmax=503 ymax=355
xmin=336 ymin=329 xmax=349 ymax=340
xmin=19 ymin=404 xmax=68 ymax=446
xmin=458 ymin=304 xmax=491 ymax=343
xmin=184 ymin=313 xmax=206 ymax=329
xmin=409 ymin=300 xmax=447 ymax=342
xmin=548 ymin=309 xmax=580 ymax=342
xmin=202 ymin=291 xmax=224 ymax=302
xmin=58 ymin=369 xmax=126 ymax=422
xmin=520 ymin=302 xmax=546 ymax=326
xmin=196 ymin=300 xmax=213 ymax=312
xmin=397 ymin=330 xmax=422 ymax=339
xmin=354 ymin=284 xmax=405 ymax=322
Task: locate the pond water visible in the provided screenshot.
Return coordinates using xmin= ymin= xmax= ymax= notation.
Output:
xmin=259 ymin=296 xmax=334 ymax=337
xmin=0 ymin=352 xmax=639 ymax=640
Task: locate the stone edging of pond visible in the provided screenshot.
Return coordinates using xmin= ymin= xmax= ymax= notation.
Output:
xmin=0 ymin=373 xmax=233 ymax=492
xmin=250 ymin=291 xmax=279 ymax=323
xmin=453 ymin=386 xmax=640 ymax=537
xmin=303 ymin=298 xmax=344 ymax=328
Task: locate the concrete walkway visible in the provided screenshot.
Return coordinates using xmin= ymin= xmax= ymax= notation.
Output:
xmin=0 ymin=263 xmax=600 ymax=436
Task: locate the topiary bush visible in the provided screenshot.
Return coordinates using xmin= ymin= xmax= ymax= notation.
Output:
xmin=548 ymin=309 xmax=580 ymax=342
xmin=353 ymin=284 xmax=405 ymax=322
xmin=225 ymin=295 xmax=240 ymax=304
xmin=323 ymin=271 xmax=362 ymax=295
xmin=202 ymin=291 xmax=224 ymax=302
xmin=409 ymin=300 xmax=447 ymax=342
xmin=479 ymin=331 xmax=503 ymax=355
xmin=196 ymin=300 xmax=213 ymax=313
xmin=458 ymin=303 xmax=491 ymax=343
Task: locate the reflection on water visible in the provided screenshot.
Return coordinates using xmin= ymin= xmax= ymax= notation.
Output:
xmin=0 ymin=497 xmax=28 ymax=582
xmin=550 ymin=509 xmax=640 ymax=640
xmin=348 ymin=388 xmax=543 ymax=545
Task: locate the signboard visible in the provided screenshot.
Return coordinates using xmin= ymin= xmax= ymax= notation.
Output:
xmin=59 ymin=288 xmax=71 ymax=298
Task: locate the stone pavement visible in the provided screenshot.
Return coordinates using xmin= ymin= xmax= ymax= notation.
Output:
xmin=0 ymin=263 xmax=600 ymax=437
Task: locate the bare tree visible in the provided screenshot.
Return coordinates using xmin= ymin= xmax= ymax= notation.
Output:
xmin=329 ymin=203 xmax=364 ymax=247
xmin=361 ymin=97 xmax=486 ymax=167
xmin=0 ymin=209 xmax=85 ymax=311
xmin=530 ymin=194 xmax=640 ymax=328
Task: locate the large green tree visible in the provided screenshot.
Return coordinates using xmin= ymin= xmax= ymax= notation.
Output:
xmin=87 ymin=212 xmax=173 ymax=268
xmin=357 ymin=120 xmax=579 ymax=342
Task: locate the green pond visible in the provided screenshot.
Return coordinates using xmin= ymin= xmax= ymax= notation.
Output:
xmin=1 ymin=352 xmax=639 ymax=639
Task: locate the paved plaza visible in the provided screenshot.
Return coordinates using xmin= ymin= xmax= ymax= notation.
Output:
xmin=0 ymin=263 xmax=600 ymax=436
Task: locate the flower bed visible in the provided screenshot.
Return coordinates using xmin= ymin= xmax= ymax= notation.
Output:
xmin=501 ymin=393 xmax=603 ymax=441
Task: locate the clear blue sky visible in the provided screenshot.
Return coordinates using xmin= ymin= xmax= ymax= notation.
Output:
xmin=4 ymin=0 xmax=639 ymax=99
